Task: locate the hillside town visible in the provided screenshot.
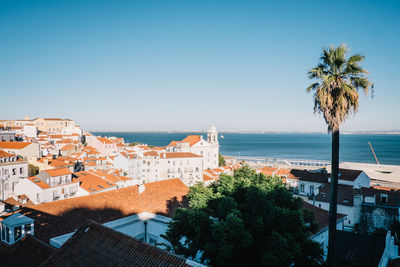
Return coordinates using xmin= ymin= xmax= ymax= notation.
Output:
xmin=0 ymin=117 xmax=399 ymax=266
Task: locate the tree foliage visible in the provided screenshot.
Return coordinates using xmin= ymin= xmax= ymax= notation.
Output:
xmin=128 ymin=142 xmax=140 ymax=146
xmin=218 ymin=153 xmax=226 ymax=167
xmin=307 ymin=44 xmax=373 ymax=132
xmin=165 ymin=166 xmax=323 ymax=266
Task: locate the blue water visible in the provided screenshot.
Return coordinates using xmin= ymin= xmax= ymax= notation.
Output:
xmin=92 ymin=132 xmax=400 ymax=165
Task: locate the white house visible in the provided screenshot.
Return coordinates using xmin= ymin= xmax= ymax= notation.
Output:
xmin=285 ymin=169 xmax=329 ymax=197
xmin=112 ymin=152 xmax=142 ymax=184
xmin=141 ymin=152 xmax=203 ymax=186
xmin=327 ymin=168 xmax=370 ymax=189
xmin=22 ymin=124 xmax=37 ymax=139
xmin=0 ymin=142 xmax=40 ymax=160
xmin=0 ymin=150 xmax=28 ymax=201
xmin=86 ymin=136 xmax=117 ymax=156
xmin=14 ymin=168 xmax=80 ymax=204
xmin=166 ymin=126 xmax=219 ymax=170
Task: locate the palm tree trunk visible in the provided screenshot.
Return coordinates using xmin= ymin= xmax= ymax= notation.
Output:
xmin=328 ymin=127 xmax=339 ymax=267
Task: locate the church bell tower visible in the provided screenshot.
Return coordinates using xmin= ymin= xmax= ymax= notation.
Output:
xmin=207 ymin=126 xmax=218 ymax=145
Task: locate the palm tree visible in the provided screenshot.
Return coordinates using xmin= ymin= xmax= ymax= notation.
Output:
xmin=307 ymin=44 xmax=373 ymax=267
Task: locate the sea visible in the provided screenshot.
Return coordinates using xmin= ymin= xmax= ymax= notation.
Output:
xmin=92 ymin=132 xmax=400 ymax=166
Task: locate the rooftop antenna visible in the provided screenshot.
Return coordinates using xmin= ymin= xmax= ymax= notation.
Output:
xmin=368 ymin=141 xmax=380 ymax=165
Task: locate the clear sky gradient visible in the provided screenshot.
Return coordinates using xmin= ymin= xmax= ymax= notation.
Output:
xmin=1 ymin=0 xmax=399 ymax=131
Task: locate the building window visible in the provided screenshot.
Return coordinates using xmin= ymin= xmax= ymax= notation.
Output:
xmin=6 ymin=226 xmax=10 ymax=243
xmin=300 ymin=184 xmax=305 ymax=193
xmin=20 ymin=167 xmax=24 ymax=174
xmin=310 ymin=186 xmax=314 ymax=195
xmin=14 ymin=226 xmax=22 ymax=241
xmin=381 ymin=194 xmax=388 ymax=204
xmin=25 ymin=224 xmax=32 ymax=234
xmin=12 ymin=168 xmax=16 ymax=175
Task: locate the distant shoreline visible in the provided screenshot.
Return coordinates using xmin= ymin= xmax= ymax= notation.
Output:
xmin=91 ymin=130 xmax=400 ymax=135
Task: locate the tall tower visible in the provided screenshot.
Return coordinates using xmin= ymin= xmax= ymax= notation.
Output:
xmin=207 ymin=126 xmax=218 ymax=145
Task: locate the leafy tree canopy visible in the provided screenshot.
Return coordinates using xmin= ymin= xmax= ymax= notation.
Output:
xmin=218 ymin=153 xmax=226 ymax=167
xmin=128 ymin=142 xmax=140 ymax=146
xmin=165 ymin=166 xmax=323 ymax=266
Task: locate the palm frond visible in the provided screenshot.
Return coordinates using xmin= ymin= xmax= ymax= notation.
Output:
xmin=306 ymin=44 xmax=373 ymax=131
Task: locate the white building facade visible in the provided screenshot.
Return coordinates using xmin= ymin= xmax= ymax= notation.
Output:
xmin=0 ymin=151 xmax=28 ymax=200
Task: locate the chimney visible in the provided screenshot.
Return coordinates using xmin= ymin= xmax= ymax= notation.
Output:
xmin=138 ymin=183 xmax=145 ymax=194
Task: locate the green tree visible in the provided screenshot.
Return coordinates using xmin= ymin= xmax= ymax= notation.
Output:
xmin=128 ymin=142 xmax=140 ymax=146
xmin=307 ymin=44 xmax=373 ymax=266
xmin=164 ymin=166 xmax=323 ymax=266
xmin=218 ymin=153 xmax=226 ymax=167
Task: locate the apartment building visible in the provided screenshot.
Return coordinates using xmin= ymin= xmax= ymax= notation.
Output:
xmin=141 ymin=152 xmax=203 ymax=186
xmin=0 ymin=150 xmax=28 ymax=200
xmin=166 ymin=126 xmax=219 ymax=170
xmin=15 ymin=168 xmax=80 ymax=204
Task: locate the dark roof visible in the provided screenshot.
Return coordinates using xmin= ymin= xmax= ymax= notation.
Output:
xmin=314 ymin=184 xmax=355 ymax=206
xmin=0 ymin=235 xmax=55 ymax=267
xmin=287 ymin=169 xmax=329 ymax=184
xmin=302 ymin=201 xmax=346 ymax=234
xmin=41 ymin=220 xmax=190 ymax=267
xmin=337 ymin=168 xmax=363 ymax=181
xmin=314 ymin=183 xmax=400 ymax=207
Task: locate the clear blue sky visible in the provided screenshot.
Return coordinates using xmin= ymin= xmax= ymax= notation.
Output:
xmin=1 ymin=0 xmax=399 ymax=131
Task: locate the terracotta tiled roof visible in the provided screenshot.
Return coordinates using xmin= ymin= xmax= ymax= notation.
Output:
xmin=75 ymin=171 xmax=116 ymax=193
xmin=0 ymin=142 xmax=33 ymax=149
xmin=17 ymin=179 xmax=188 ymax=242
xmin=181 ymin=135 xmax=202 ymax=146
xmin=152 ymin=146 xmax=165 ymax=150
xmin=144 ymin=151 xmax=158 ymax=157
xmin=27 ymin=176 xmax=51 ymax=189
xmin=49 ymin=135 xmax=63 ymax=139
xmin=45 ymin=168 xmax=72 ymax=177
xmin=203 ymin=174 xmax=214 ymax=181
xmin=97 ymin=137 xmax=114 ymax=144
xmin=41 ymin=221 xmax=189 ymax=267
xmin=60 ymin=144 xmax=75 ymax=151
xmin=161 ymin=152 xmax=202 ymax=158
xmin=49 ymin=160 xmax=74 ymax=168
xmin=3 ymin=195 xmax=35 ymax=207
xmin=0 ymin=149 xmax=14 ymax=158
xmin=167 ymin=135 xmax=202 ymax=147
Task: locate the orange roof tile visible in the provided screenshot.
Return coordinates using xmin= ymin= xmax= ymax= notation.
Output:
xmin=97 ymin=137 xmax=114 ymax=144
xmin=181 ymin=135 xmax=202 ymax=146
xmin=45 ymin=168 xmax=72 ymax=177
xmin=144 ymin=151 xmax=158 ymax=157
xmin=161 ymin=152 xmax=202 ymax=158
xmin=0 ymin=142 xmax=33 ymax=149
xmin=27 ymin=176 xmax=50 ymax=189
xmin=0 ymin=150 xmax=14 ymax=158
xmin=60 ymin=144 xmax=75 ymax=151
xmin=75 ymin=171 xmax=116 ymax=193
xmin=18 ymin=179 xmax=189 ymax=243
